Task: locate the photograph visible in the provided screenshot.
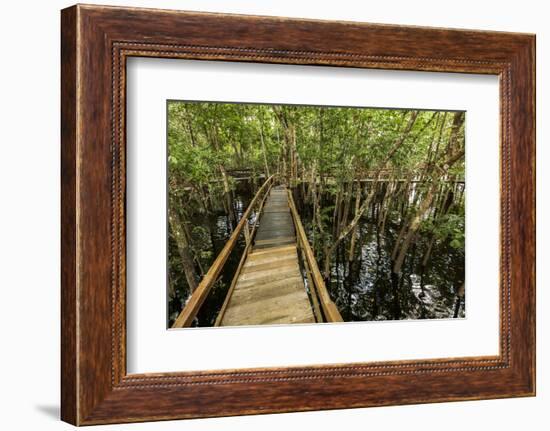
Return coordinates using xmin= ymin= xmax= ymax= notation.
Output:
xmin=167 ymin=101 xmax=466 ymax=328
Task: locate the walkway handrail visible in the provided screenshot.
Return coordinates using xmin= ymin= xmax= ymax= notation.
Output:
xmin=213 ymin=181 xmax=274 ymax=326
xmin=287 ymin=191 xmax=344 ymax=323
xmin=172 ymin=175 xmax=276 ymax=328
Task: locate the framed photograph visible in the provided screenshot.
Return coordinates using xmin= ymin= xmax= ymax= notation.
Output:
xmin=61 ymin=4 xmax=535 ymax=425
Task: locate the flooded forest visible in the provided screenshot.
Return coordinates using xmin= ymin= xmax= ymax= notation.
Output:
xmin=167 ymin=101 xmax=466 ymax=328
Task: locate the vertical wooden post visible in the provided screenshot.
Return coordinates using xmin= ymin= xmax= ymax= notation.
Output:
xmin=300 ymin=243 xmax=324 ymax=323
xmin=243 ymin=223 xmax=251 ymax=245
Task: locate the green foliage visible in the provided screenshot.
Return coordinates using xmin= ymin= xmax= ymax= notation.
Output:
xmin=190 ymin=226 xmax=213 ymax=263
xmin=423 ymin=213 xmax=465 ymax=250
xmin=167 ymin=100 xmax=465 ymax=240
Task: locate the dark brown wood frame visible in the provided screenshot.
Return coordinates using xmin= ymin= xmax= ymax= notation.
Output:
xmin=61 ymin=4 xmax=536 ymax=426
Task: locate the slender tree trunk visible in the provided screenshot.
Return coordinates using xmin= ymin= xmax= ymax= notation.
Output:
xmin=219 ymin=164 xmax=236 ymax=226
xmin=184 ymin=109 xmax=197 ymax=147
xmin=205 ymin=120 xmax=236 ymax=226
xmin=259 ymin=122 xmax=271 ymax=177
xmin=323 ymin=243 xmax=332 ymax=281
xmin=391 ymin=222 xmax=409 ymax=262
xmin=168 ymin=273 xmax=176 ymax=300
xmin=307 ymin=163 xmax=317 ymax=204
xmin=348 ymin=181 xmax=362 ymax=261
xmin=377 ymin=181 xmax=395 ymax=235
xmin=168 ymin=205 xmax=198 ymax=294
xmin=393 ymin=187 xmax=435 ymax=274
xmin=392 ymin=114 xmax=465 ymax=275
xmin=301 ymin=167 xmax=306 ymax=201
xmin=453 ymin=282 xmax=465 ymax=318
xmin=229 ymin=140 xmax=242 ymax=165
xmin=340 ymin=180 xmax=353 ymax=232
xmin=323 ymin=110 xmax=420 ymax=269
xmin=323 ymin=182 xmax=377 ymax=278
xmin=390 ymin=271 xmax=402 ymax=319
xmin=332 ymin=189 xmax=342 ymax=238
xmin=292 ymin=127 xmax=298 ymax=186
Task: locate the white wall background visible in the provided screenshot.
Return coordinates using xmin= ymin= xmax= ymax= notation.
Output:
xmin=0 ymin=0 xmax=546 ymax=429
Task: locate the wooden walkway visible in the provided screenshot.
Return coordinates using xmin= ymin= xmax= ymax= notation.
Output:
xmin=217 ymin=186 xmax=316 ymax=326
xmin=172 ymin=176 xmax=342 ymax=329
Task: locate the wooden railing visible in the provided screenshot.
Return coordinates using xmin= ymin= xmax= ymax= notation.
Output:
xmin=213 ymin=180 xmax=274 ymax=326
xmin=172 ymin=175 xmax=275 ymax=328
xmin=287 ymin=191 xmax=343 ymax=323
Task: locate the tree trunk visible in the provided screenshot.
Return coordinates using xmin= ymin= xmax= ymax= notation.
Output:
xmin=168 ymin=205 xmax=198 ymax=294
xmin=307 ymin=163 xmax=316 ymax=204
xmin=390 ymin=271 xmax=402 ymax=319
xmin=377 ymin=181 xmax=395 ymax=235
xmin=259 ymin=121 xmax=271 ymax=177
xmin=219 ymin=164 xmax=236 ymax=227
xmin=340 ymin=180 xmax=353 ymax=232
xmin=332 ymin=188 xmax=342 ymax=238
xmin=393 ymin=187 xmax=435 ymax=274
xmin=168 ymin=273 xmax=176 ymax=300
xmin=292 ymin=127 xmax=298 ymax=186
xmin=323 ymin=110 xmax=420 ymax=267
xmin=348 ymin=181 xmax=362 ymax=261
xmin=453 ymin=282 xmax=465 ymax=318
xmin=323 ymin=243 xmax=332 ymax=281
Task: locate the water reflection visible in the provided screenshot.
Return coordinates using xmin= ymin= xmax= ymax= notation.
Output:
xmin=168 ymin=188 xmax=253 ymax=327
xmin=302 ymin=206 xmax=465 ymax=322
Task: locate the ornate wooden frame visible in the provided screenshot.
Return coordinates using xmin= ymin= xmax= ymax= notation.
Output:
xmin=61 ymin=4 xmax=536 ymax=425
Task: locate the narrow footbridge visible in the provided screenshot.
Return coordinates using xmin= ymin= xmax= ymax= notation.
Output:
xmin=172 ymin=176 xmax=343 ymax=328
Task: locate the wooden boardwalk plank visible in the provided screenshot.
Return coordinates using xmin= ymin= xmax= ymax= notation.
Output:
xmin=246 ymin=244 xmax=295 ymax=258
xmin=253 ymin=239 xmax=296 ymax=249
xmin=245 ymin=253 xmax=296 ymax=267
xmin=241 ymin=262 xmax=298 ymax=278
xmin=218 ymin=186 xmax=315 ymax=326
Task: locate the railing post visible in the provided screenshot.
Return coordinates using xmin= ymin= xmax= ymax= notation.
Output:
xmin=287 ymin=190 xmax=344 ymax=323
xmin=214 ymin=180 xmax=274 ymax=326
xmin=243 ymin=223 xmax=251 ymax=245
xmin=300 ymin=244 xmax=324 ymax=323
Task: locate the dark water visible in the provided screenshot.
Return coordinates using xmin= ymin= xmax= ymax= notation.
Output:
xmin=325 ymin=223 xmax=464 ymax=321
xmin=168 ymin=185 xmax=256 ymax=327
xmin=297 ymin=191 xmax=465 ymax=322
xmin=168 ymin=183 xmax=465 ymax=327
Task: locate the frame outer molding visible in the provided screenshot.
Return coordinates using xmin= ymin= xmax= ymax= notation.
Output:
xmin=61 ymin=4 xmax=535 ymax=426
xmin=61 ymin=5 xmax=79 ymax=424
